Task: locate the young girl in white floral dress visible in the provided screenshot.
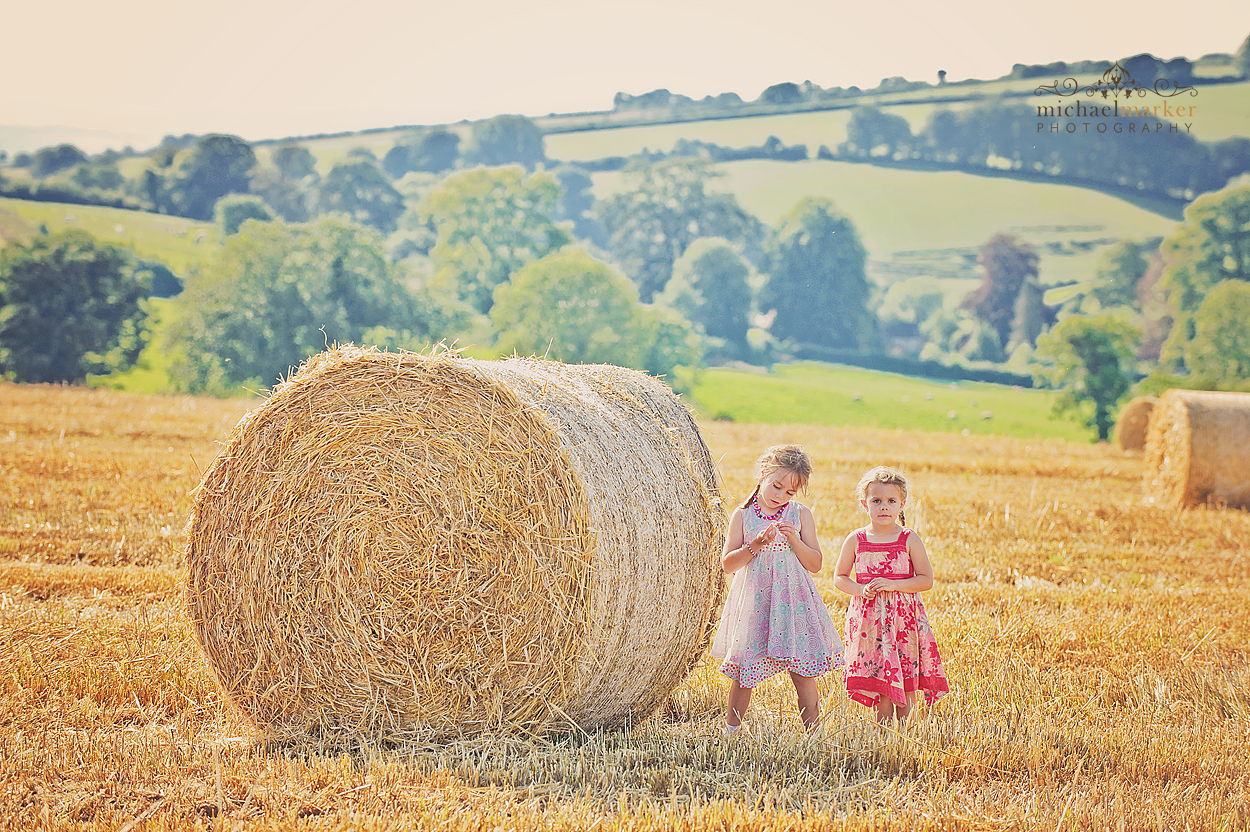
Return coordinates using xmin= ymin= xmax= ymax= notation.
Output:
xmin=712 ymin=445 xmax=842 ymax=735
xmin=833 ymin=466 xmax=948 ymax=723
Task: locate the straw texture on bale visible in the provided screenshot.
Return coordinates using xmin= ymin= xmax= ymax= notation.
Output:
xmin=1114 ymin=396 xmax=1157 ymax=452
xmin=186 ymin=346 xmax=725 ymax=737
xmin=1143 ymin=389 xmax=1250 ymax=510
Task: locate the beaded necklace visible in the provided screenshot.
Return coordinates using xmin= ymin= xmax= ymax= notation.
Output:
xmin=753 ymin=497 xmax=787 ymax=522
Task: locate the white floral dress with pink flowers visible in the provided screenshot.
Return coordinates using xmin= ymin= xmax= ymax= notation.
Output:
xmin=712 ymin=499 xmax=842 ymax=688
xmin=843 ymin=527 xmax=948 ymax=707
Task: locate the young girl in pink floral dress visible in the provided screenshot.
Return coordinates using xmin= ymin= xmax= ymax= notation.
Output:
xmin=712 ymin=445 xmax=842 ymax=736
xmin=833 ymin=466 xmax=947 ymax=723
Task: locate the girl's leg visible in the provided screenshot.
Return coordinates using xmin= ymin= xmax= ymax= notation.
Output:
xmin=789 ymin=672 xmax=820 ymax=730
xmin=726 ymin=680 xmax=753 ymax=726
xmin=895 ymin=691 xmax=918 ymax=722
xmin=873 ymin=696 xmax=895 ymax=724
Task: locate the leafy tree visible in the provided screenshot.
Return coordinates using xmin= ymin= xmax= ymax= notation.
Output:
xmin=461 ymin=115 xmax=545 ymax=169
xmin=1160 ymin=181 xmax=1250 ymax=368
xmin=0 ymin=231 xmax=149 ymax=383
xmin=758 ymin=197 xmax=875 ymax=350
xmin=491 ymin=248 xmax=699 ymax=376
xmin=387 ymin=172 xmax=443 ymax=261
xmin=165 ymin=217 xmax=456 ymax=394
xmin=1136 ymin=250 xmax=1171 ymax=362
xmin=1033 ymin=314 xmax=1141 ymax=441
xmin=965 ymin=233 xmax=1041 ymax=349
xmin=420 ymin=165 xmax=571 ymax=313
xmin=214 ymin=194 xmax=275 ymax=236
xmin=1183 ymin=280 xmax=1250 ymax=389
xmin=759 ymin=82 xmax=804 ymax=105
xmin=68 ymin=161 xmax=124 ymax=191
xmin=163 ymin=134 xmax=257 ymax=220
xmin=317 ymin=157 xmax=405 ymax=233
xmin=641 ymin=303 xmax=705 ymax=378
xmin=272 ymin=144 xmax=319 ymax=181
xmin=31 ymin=144 xmax=88 ymax=177
xmin=551 ymin=164 xmax=603 ymax=244
xmin=1211 ymin=138 xmax=1250 ymax=187
xmin=251 ymin=143 xmax=319 ymax=222
xmin=1007 ymin=272 xmax=1045 ymax=352
xmin=919 ymin=308 xmax=1004 ymax=363
xmin=383 ymin=129 xmax=460 ymax=177
xmin=657 ymin=238 xmax=752 ymax=358
xmin=595 ymin=158 xmax=763 ymax=302
xmin=879 ymin=277 xmax=947 ymax=331
xmin=1089 ymin=238 xmax=1158 ymax=310
xmin=844 ymin=107 xmax=913 ymax=158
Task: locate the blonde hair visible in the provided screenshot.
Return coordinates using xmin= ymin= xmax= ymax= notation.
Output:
xmin=741 ymin=444 xmax=813 ymax=509
xmin=856 ymin=466 xmax=909 ymax=526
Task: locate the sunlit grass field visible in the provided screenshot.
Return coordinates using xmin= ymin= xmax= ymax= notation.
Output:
xmin=679 ymin=363 xmax=1093 ymax=442
xmin=2 ymin=380 xmax=1248 ymax=830
xmin=0 ymin=197 xmax=216 ymax=277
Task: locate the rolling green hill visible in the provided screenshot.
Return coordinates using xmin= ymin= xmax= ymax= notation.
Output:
xmin=678 ymin=361 xmax=1096 ymax=441
xmin=0 ymin=197 xmax=216 ymax=276
xmin=592 ymin=158 xmax=1181 ymax=292
xmin=544 ymin=80 xmax=1250 ymax=162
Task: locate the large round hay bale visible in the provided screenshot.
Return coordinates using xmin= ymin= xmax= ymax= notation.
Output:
xmin=1143 ymin=389 xmax=1250 ymax=509
xmin=186 ymin=346 xmax=725 ymax=737
xmin=1114 ymin=396 xmax=1157 ymax=452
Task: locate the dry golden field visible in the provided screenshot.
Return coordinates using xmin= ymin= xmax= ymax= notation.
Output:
xmin=2 ymin=381 xmax=1249 ymax=831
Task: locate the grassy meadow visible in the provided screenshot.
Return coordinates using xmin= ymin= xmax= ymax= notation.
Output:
xmin=680 ymin=363 xmax=1092 ymax=442
xmin=0 ymin=197 xmax=216 ymax=277
xmin=2 ymin=380 xmax=1248 ymax=830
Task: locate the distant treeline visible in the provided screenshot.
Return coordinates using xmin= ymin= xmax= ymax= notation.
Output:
xmin=3 ymin=46 xmax=1248 ymax=217
xmin=606 ymin=51 xmax=1243 ymax=116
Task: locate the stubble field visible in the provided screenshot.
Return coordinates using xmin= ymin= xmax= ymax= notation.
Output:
xmin=2 ymin=381 xmax=1248 ymax=830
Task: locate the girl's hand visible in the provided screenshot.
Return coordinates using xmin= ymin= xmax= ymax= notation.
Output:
xmin=865 ymin=577 xmax=892 ymax=594
xmin=860 ymin=584 xmax=877 ymax=600
xmin=775 ymin=520 xmax=800 ymax=542
xmin=751 ymin=523 xmax=779 ymax=550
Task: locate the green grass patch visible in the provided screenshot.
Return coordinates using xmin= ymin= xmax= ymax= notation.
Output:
xmin=0 ymin=197 xmax=216 ymax=276
xmin=678 ymin=361 xmax=1096 ymax=441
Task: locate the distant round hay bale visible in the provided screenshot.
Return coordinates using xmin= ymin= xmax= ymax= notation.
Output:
xmin=186 ymin=346 xmax=725 ymax=737
xmin=1143 ymin=389 xmax=1250 ymax=509
xmin=1114 ymin=396 xmax=1157 ymax=452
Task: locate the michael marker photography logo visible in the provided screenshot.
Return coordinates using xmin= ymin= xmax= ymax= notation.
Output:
xmin=1035 ymin=60 xmax=1198 ymax=135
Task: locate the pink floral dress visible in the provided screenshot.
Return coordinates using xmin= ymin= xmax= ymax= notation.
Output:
xmin=843 ymin=528 xmax=948 ymax=707
xmin=712 ymin=499 xmax=843 ymax=688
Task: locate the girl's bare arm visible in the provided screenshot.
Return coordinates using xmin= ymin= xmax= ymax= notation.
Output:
xmin=721 ymin=507 xmax=774 ymax=573
xmin=831 ymin=533 xmax=866 ymax=597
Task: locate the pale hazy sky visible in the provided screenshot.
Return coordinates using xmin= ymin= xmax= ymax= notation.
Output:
xmin=4 ymin=0 xmax=1248 ymax=147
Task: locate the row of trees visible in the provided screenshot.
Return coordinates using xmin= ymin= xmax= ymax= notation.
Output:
xmin=3 ymin=146 xmax=1248 ymax=442
xmin=0 ymin=157 xmax=879 ymax=393
xmin=0 ymin=115 xmax=550 ymax=227
xmin=841 ymin=101 xmax=1250 ymax=202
